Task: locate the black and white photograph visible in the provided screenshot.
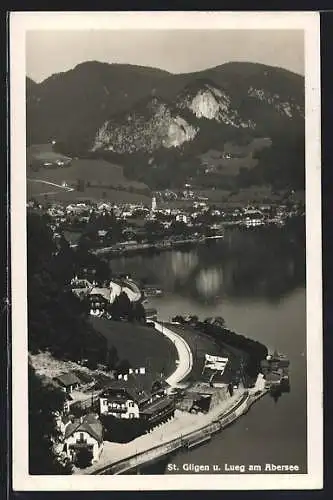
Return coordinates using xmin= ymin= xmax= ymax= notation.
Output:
xmin=10 ymin=11 xmax=322 ymax=490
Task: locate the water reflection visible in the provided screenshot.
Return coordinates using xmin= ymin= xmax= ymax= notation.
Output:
xmin=171 ymin=251 xmax=199 ymax=281
xmin=109 ymin=221 xmax=307 ymax=471
xmin=195 ymin=267 xmax=224 ymax=299
xmin=111 ymin=219 xmax=305 ymax=304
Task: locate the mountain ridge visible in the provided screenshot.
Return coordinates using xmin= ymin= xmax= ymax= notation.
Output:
xmin=26 ymin=60 xmax=305 ymax=191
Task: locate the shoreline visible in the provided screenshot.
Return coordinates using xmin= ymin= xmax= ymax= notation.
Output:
xmin=79 ymin=318 xmax=268 ymax=476
xmin=83 ymin=377 xmax=267 ymax=475
xmin=89 ymin=220 xmax=290 ymax=257
xmin=91 ymin=234 xmax=225 ymax=256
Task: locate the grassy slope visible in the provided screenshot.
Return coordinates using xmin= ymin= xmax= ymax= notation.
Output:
xmin=27 ymin=156 xmax=152 ymax=203
xmin=199 ymin=138 xmax=273 ymax=175
xmin=90 ymin=318 xmax=178 ymax=378
xmin=27 ymin=186 xmax=152 ymax=204
xmin=27 ymin=158 xmax=149 ymax=190
xmin=27 ymin=179 xmax=71 ymax=196
xmin=163 ymin=323 xmax=221 ymax=381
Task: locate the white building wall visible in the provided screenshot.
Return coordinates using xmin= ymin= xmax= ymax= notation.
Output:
xmin=99 ymin=397 xmax=140 ymax=419
xmin=65 ymin=430 xmax=102 ymax=462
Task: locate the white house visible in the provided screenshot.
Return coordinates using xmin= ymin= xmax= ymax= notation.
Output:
xmin=63 ymin=413 xmax=103 ymax=464
xmin=99 ymin=371 xmax=172 ymax=424
xmin=99 ymin=373 xmax=141 ymax=419
xmin=176 ymin=213 xmax=188 ymax=224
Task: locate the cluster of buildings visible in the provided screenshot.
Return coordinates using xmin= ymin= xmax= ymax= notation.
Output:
xmin=70 ymin=276 xmax=141 ymax=316
xmin=260 ymin=351 xmax=290 ymax=389
xmin=27 ymin=195 xmax=304 ymax=257
xmin=53 ymin=366 xmax=175 ymax=468
xmin=27 ymin=143 xmax=72 ymax=170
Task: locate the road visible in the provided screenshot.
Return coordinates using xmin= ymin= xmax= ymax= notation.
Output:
xmin=27 ymin=178 xmax=75 ymax=196
xmin=153 ymin=322 xmax=193 ymax=387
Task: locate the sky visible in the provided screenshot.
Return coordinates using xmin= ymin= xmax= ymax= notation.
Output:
xmin=26 ymin=30 xmax=304 ymax=83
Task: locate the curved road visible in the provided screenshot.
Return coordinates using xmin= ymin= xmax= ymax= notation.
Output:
xmin=153 ymin=322 xmax=193 ymax=387
xmin=28 ymin=178 xmax=75 ymax=191
xmin=27 ymin=178 xmax=75 ymax=196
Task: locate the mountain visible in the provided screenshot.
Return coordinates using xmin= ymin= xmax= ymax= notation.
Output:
xmin=92 ymin=95 xmax=198 ymax=153
xmin=175 ymin=78 xmax=256 ymax=128
xmin=26 ymin=61 xmax=171 ymax=145
xmin=26 ymin=76 xmax=38 ymax=94
xmin=26 ymin=61 xmax=305 ymax=190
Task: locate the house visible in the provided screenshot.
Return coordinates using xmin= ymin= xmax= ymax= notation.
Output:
xmin=201 ymin=354 xmax=229 ymax=388
xmin=53 ymin=372 xmax=82 ymax=394
xmin=265 ymin=370 xmax=284 ymax=388
xmin=242 ymin=209 xmax=265 ymax=227
xmin=63 ymin=413 xmax=103 ymax=464
xmin=89 ymin=285 xmax=116 ymax=304
xmin=260 ymin=351 xmax=290 ymax=388
xmin=88 ymin=293 xmax=110 ymax=315
xmin=144 ymin=308 xmax=158 ymax=321
xmin=99 ymin=372 xmax=174 ymax=427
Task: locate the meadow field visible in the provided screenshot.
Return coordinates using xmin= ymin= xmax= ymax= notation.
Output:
xmin=27 ymin=158 xmax=150 ymax=192
xmin=90 ymin=318 xmax=178 ymax=378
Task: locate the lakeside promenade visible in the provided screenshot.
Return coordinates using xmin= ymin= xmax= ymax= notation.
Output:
xmin=81 ymin=376 xmax=266 ymax=475
xmin=77 ymin=319 xmax=267 ymax=475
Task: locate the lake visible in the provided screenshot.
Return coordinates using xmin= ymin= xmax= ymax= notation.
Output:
xmin=109 ymin=222 xmax=307 ymax=473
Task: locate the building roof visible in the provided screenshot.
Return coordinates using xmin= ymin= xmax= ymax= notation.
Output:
xmin=140 ymin=397 xmax=173 ymax=416
xmin=64 ymin=413 xmax=103 ymax=443
xmin=89 ymin=293 xmax=109 ymax=303
xmin=102 ymin=373 xmax=168 ymax=404
xmin=266 ymin=371 xmax=282 ymax=383
xmin=54 ymin=372 xmax=82 ymax=387
xmin=89 ymin=287 xmax=112 ymax=301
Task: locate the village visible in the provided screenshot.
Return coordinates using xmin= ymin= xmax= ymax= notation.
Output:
xmin=27 ymin=193 xmax=305 ymax=256
xmin=30 ymin=269 xmax=290 ymax=474
xmin=26 ymin=179 xmax=296 ymax=474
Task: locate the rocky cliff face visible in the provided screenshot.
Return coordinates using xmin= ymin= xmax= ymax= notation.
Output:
xmin=92 ymin=82 xmax=261 ymax=154
xmin=26 ymin=61 xmax=305 ymax=173
xmin=177 ymin=82 xmax=255 ymax=129
xmin=248 ymin=86 xmax=305 ymax=119
xmin=91 ymin=76 xmax=304 ymax=155
xmin=92 ymin=97 xmax=198 ymax=153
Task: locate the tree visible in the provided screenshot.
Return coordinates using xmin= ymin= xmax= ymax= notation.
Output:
xmin=110 ymin=292 xmax=131 ymax=320
xmin=28 ymin=365 xmax=72 ymax=475
xmin=132 ymin=302 xmax=146 ymax=323
xmin=27 ymin=212 xmax=55 ymax=277
xmin=172 ymin=315 xmax=185 ymax=324
xmin=116 ymin=359 xmax=131 ymax=375
xmin=106 ymin=346 xmax=119 ymax=371
xmin=27 ymin=212 xmax=108 ymax=364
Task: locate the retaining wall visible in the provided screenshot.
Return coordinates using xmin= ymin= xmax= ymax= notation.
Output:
xmin=94 ymin=390 xmax=267 ymax=475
